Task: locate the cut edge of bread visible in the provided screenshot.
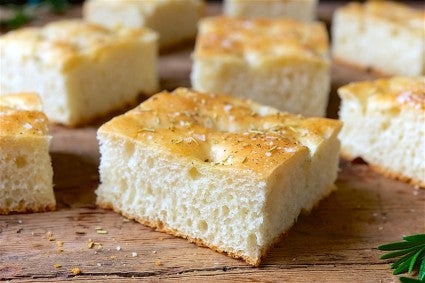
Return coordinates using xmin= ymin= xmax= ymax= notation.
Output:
xmin=97 ymin=184 xmax=336 ymax=266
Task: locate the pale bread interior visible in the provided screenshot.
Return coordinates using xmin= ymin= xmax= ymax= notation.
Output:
xmin=332 ymin=2 xmax=424 ymax=76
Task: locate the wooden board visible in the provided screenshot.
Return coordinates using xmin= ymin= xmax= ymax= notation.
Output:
xmin=1 ymin=3 xmax=424 ymax=282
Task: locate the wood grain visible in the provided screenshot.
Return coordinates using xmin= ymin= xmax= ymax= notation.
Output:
xmin=1 ymin=2 xmax=425 ymax=282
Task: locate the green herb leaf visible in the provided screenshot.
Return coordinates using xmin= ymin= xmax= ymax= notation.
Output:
xmin=379 ymin=234 xmax=425 ymax=282
xmin=394 ymin=259 xmax=413 ymax=275
xmin=409 ymin=247 xmax=425 ymax=273
xmin=419 ymin=255 xmax=425 ymax=281
xmin=379 ymin=241 xmax=423 ymax=251
xmin=390 ymin=250 xmax=418 ymax=269
xmin=382 ymin=246 xmax=421 ymax=260
xmin=404 ymin=234 xmax=425 ymax=243
xmin=399 ymin=277 xmax=424 ymax=283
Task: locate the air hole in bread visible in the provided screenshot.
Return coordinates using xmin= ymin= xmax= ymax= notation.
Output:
xmin=15 ymin=156 xmax=27 ymax=168
xmin=123 ymin=143 xmax=135 ymax=159
xmin=188 ymin=166 xmax=201 ymax=180
xmin=17 ymin=199 xmax=25 ymax=210
xmin=198 ymin=220 xmax=208 ymax=232
xmin=247 ymin=234 xmax=257 ymax=249
xmin=57 ymin=106 xmax=65 ymax=115
xmin=391 ymin=28 xmax=399 ymax=37
xmin=387 ymin=107 xmax=401 ymax=116
xmin=145 ymin=185 xmax=153 ymax=195
xmin=222 ymin=205 xmax=230 ymax=217
xmin=120 ymin=179 xmax=128 ymax=193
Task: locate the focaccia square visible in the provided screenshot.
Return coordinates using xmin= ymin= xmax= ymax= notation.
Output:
xmin=191 ymin=16 xmax=330 ymax=117
xmin=96 ymin=88 xmax=342 ymax=266
xmin=338 ymin=77 xmax=425 ymax=187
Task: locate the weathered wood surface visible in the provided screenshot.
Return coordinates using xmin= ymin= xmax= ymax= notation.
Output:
xmin=1 ymin=2 xmax=425 ymax=282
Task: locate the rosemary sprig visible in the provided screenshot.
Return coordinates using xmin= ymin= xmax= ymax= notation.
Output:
xmin=378 ymin=234 xmax=425 ymax=282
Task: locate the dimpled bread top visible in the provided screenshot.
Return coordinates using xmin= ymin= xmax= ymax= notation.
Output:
xmin=0 ymin=93 xmax=49 ymax=137
xmin=339 ymin=1 xmax=425 ymax=34
xmin=194 ymin=16 xmax=329 ymax=66
xmin=99 ymin=88 xmax=341 ymax=178
xmin=339 ymin=77 xmax=425 ymax=111
xmin=0 ymin=20 xmax=157 ymax=70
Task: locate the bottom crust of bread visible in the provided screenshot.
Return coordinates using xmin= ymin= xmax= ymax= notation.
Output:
xmin=332 ymin=57 xmax=391 ymax=78
xmin=97 ymin=185 xmax=336 ymax=266
xmin=0 ymin=204 xmax=56 ymax=215
xmin=340 ymin=152 xmax=424 ymax=188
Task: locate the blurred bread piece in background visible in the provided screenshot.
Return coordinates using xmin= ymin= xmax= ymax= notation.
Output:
xmin=224 ymin=0 xmax=317 ymax=22
xmin=191 ymin=16 xmax=330 ymax=117
xmin=338 ymin=76 xmax=425 ymax=188
xmin=83 ymin=0 xmax=205 ymax=50
xmin=332 ymin=1 xmax=425 ymax=76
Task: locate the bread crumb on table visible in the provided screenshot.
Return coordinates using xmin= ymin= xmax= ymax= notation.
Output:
xmin=87 ymin=239 xmax=94 ymax=249
xmin=71 ymin=267 xmax=81 ymax=275
xmin=47 ymin=231 xmax=55 ymax=241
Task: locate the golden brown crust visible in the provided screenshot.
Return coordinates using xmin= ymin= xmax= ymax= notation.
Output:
xmin=194 ymin=16 xmax=329 ymax=66
xmin=338 ymin=76 xmax=425 ymax=111
xmin=0 ymin=93 xmax=49 ymax=136
xmin=0 ymin=20 xmax=157 ymax=72
xmin=338 ymin=1 xmax=425 ymax=36
xmin=98 ymin=88 xmax=341 ymax=177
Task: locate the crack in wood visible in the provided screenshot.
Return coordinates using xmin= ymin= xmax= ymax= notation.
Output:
xmin=2 ymin=262 xmax=391 ymax=280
